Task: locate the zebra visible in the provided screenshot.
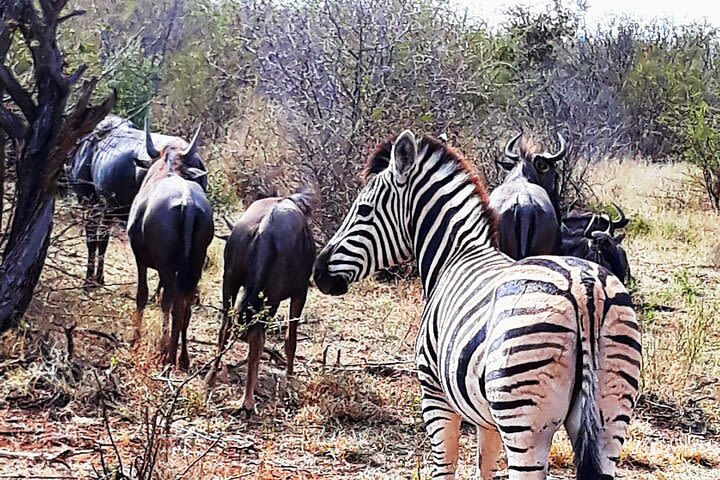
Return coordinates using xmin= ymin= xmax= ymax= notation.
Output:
xmin=313 ymin=130 xmax=641 ymax=479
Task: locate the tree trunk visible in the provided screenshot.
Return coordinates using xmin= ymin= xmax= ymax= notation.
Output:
xmin=0 ymin=199 xmax=53 ymax=330
xmin=0 ymin=0 xmax=115 ymax=332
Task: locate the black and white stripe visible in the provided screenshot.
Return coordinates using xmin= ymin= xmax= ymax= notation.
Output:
xmin=314 ymin=130 xmax=641 ymax=479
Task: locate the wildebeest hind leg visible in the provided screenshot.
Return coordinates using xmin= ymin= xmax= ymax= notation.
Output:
xmin=133 ymin=262 xmax=149 ymax=345
xmin=165 ymin=296 xmax=185 ymax=367
xmin=158 ymin=276 xmax=175 ymax=363
xmin=95 ymin=217 xmax=110 ymax=286
xmin=84 ymin=215 xmax=98 ymax=290
xmin=240 ymin=323 xmax=265 ymax=417
xmin=178 ymin=294 xmax=193 ymax=371
xmin=205 ymin=282 xmax=240 ymax=387
xmin=286 ymin=292 xmax=307 ymax=376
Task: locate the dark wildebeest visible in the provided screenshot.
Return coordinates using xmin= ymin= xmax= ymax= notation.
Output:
xmin=128 ymin=117 xmax=214 ymax=369
xmin=205 ymin=190 xmax=317 ymax=415
xmin=68 ymin=115 xmax=206 ymax=288
xmin=561 ymin=204 xmax=631 ymax=282
xmin=561 ymin=202 xmax=628 ymax=236
xmin=488 ymin=132 xmax=566 ymax=259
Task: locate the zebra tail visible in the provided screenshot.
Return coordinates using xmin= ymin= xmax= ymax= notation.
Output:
xmin=573 ymin=315 xmax=606 ymax=480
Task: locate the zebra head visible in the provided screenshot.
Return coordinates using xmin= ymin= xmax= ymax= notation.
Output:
xmin=314 ymin=130 xmax=420 ymax=295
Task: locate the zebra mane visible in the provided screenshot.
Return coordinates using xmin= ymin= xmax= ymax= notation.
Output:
xmin=363 ymin=134 xmax=498 ymax=247
xmin=362 ymin=139 xmax=393 ymax=182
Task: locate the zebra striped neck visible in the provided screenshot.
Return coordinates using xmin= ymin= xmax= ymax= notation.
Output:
xmin=408 ymin=140 xmax=500 ymax=295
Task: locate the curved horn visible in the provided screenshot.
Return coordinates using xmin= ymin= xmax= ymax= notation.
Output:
xmin=504 ymin=133 xmax=521 ymax=161
xmin=611 ymin=202 xmax=628 ymax=228
xmin=145 ymin=116 xmax=160 ymax=159
xmin=584 ymin=214 xmax=597 ymax=238
xmin=223 ymin=215 xmax=235 ymax=232
xmin=182 ymin=122 xmax=202 ymax=157
xmin=540 ymin=132 xmax=566 ymax=162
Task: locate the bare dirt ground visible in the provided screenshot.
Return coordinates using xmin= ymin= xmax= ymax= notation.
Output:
xmin=1 ymin=160 xmax=720 ymax=479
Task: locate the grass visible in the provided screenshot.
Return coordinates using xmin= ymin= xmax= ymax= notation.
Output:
xmin=0 ymin=159 xmax=719 ymax=478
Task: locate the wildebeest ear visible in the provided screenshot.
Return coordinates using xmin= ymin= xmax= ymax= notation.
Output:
xmin=134 ymin=157 xmax=152 ymax=169
xmin=185 ymin=167 xmax=207 ymax=179
xmin=391 ymin=129 xmax=417 ymax=180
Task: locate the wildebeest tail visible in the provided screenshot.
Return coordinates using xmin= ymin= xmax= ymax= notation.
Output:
xmin=237 ymin=234 xmax=275 ymax=324
xmin=178 ymin=204 xmax=199 ymax=294
xmin=288 ymin=187 xmax=319 ymax=216
xmin=514 ymin=202 xmax=534 ymax=258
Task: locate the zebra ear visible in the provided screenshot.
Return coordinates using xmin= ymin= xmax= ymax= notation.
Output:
xmin=391 ymin=129 xmax=417 ymax=180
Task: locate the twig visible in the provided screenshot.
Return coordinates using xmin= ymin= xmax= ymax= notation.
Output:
xmin=0 ymin=447 xmax=93 ymax=463
xmin=99 ymin=388 xmax=125 ymax=477
xmin=176 ymin=436 xmax=221 ymax=479
xmin=328 ymin=359 xmax=413 ymax=369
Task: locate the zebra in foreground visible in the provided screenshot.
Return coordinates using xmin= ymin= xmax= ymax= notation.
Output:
xmin=313 ymin=130 xmax=641 ymax=479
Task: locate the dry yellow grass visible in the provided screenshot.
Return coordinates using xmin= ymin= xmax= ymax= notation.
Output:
xmin=0 ymin=159 xmax=719 ymax=479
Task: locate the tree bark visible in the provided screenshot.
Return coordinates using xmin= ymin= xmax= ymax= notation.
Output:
xmin=0 ymin=1 xmax=114 ymax=332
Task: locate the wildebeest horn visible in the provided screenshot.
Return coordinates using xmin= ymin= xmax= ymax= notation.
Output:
xmin=145 ymin=116 xmax=160 ymax=159
xmin=182 ymin=122 xmax=202 ymax=157
xmin=584 ymin=214 xmax=597 ymax=238
xmin=611 ymin=202 xmax=628 ymax=228
xmin=223 ymin=215 xmax=235 ymax=231
xmin=504 ymin=133 xmax=521 ymax=161
xmin=539 ymin=133 xmax=566 ymax=162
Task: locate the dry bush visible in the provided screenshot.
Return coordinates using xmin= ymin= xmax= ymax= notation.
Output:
xmin=293 ymin=370 xmax=407 ymax=425
xmin=205 ymin=92 xmax=304 ymax=209
xmin=0 ymin=325 xmax=123 ymax=413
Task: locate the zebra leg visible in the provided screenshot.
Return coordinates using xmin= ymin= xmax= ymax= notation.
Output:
xmin=421 ymin=388 xmax=461 ymax=478
xmin=501 ymin=428 xmax=554 ymax=479
xmin=476 ymin=425 xmax=502 ymax=479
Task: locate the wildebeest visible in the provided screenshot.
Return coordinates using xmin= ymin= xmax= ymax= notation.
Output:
xmin=489 ymin=132 xmax=566 ymax=259
xmin=561 ymin=204 xmax=631 ymax=282
xmin=205 ymin=190 xmax=317 ymax=415
xmin=128 ymin=117 xmax=213 ymax=369
xmin=68 ymin=115 xmax=207 ymax=288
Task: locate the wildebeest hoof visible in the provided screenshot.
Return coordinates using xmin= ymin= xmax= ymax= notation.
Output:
xmin=178 ymin=356 xmax=190 ymax=372
xmin=205 ymin=364 xmax=228 ymax=387
xmin=238 ymin=404 xmax=257 ymax=419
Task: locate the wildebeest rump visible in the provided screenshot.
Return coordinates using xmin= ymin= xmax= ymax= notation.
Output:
xmin=205 ymin=190 xmax=317 ymax=415
xmin=489 ymin=133 xmax=566 ymax=259
xmin=128 ymin=117 xmax=213 ymax=369
xmin=68 ymin=115 xmax=206 ymax=288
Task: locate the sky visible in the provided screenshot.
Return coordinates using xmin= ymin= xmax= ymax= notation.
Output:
xmin=453 ymin=0 xmax=720 ymax=28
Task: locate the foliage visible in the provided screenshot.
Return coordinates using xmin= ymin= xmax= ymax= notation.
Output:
xmin=15 ymin=0 xmax=720 ymax=236
xmin=685 ymin=101 xmax=720 ymax=210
